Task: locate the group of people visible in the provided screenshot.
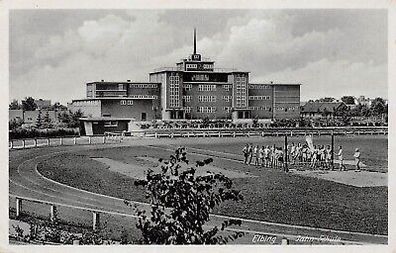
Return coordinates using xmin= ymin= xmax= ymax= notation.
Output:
xmin=242 ymin=143 xmax=362 ymax=172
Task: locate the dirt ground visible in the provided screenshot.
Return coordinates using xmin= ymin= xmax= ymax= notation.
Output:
xmin=291 ymin=169 xmax=387 ymax=187
xmin=92 ymin=156 xmax=255 ymax=180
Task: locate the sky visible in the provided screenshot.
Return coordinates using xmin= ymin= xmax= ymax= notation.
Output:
xmin=9 ymin=9 xmax=388 ymax=104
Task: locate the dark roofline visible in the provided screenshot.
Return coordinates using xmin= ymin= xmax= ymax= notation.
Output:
xmin=87 ymin=81 xmax=161 ymax=85
xmin=250 ymin=83 xmax=302 ymax=86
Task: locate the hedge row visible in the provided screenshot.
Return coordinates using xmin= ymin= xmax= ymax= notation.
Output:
xmin=9 ymin=128 xmax=79 ymax=140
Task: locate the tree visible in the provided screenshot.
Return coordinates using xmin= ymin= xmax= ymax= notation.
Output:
xmin=22 ymin=97 xmax=37 ymax=111
xmin=341 ymin=96 xmax=355 ymax=105
xmin=318 ymin=97 xmax=335 ymax=102
xmin=35 ymin=110 xmax=43 ymax=128
xmin=49 ymin=102 xmax=67 ymax=111
xmin=9 ymin=118 xmax=24 ymax=130
xmin=201 ymin=116 xmax=210 ymax=128
xmin=43 ymin=111 xmax=53 ymax=128
xmin=132 ymin=147 xmax=244 ymax=244
xmin=69 ymin=110 xmax=83 ymax=128
xmin=370 ymin=97 xmax=386 ymax=116
xmin=9 ymin=99 xmax=21 ymax=110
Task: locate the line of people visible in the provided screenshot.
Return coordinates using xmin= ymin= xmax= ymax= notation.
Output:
xmin=242 ymin=143 xmax=362 ymax=171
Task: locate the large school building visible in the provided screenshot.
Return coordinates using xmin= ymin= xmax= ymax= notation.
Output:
xmin=70 ymin=30 xmax=301 ymax=134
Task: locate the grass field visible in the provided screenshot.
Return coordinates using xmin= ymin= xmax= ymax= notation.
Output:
xmin=187 ymin=135 xmax=388 ymax=169
xmin=37 ymin=136 xmax=388 ymax=235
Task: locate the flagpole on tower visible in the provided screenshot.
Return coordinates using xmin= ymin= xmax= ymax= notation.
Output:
xmin=193 ymin=27 xmax=197 ymax=55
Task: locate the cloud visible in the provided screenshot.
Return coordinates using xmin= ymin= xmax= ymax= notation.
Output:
xmin=10 ymin=10 xmax=387 ymax=104
xmin=252 ymin=59 xmax=387 ymax=101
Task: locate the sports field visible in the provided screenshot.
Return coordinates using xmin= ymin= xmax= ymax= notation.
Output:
xmin=186 ymin=135 xmax=388 ymax=169
xmin=36 ymin=135 xmax=388 ymax=236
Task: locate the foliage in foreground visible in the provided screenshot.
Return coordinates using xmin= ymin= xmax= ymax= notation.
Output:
xmin=131 ymin=147 xmax=244 ymax=244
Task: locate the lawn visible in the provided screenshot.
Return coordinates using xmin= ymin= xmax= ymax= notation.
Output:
xmin=37 ymin=143 xmax=388 ymax=235
xmin=187 ymin=135 xmax=388 ymax=169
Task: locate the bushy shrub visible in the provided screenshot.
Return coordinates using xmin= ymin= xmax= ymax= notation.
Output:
xmin=9 ymin=128 xmax=79 ymax=139
xmin=132 ymin=147 xmax=244 ymax=244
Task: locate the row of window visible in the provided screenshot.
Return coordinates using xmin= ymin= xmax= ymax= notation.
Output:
xmin=223 ymin=85 xmax=232 ymax=91
xmin=223 ymin=95 xmax=232 ymax=102
xmin=183 ymin=107 xmax=232 ymax=113
xmin=276 ymin=106 xmax=299 ymax=112
xmin=182 ymin=95 xmax=233 ymax=103
xmin=248 ymin=96 xmax=271 ymax=100
xmin=235 ymin=75 xmax=247 ymax=108
xmin=198 ymin=95 xmax=217 ymax=103
xmin=249 ymin=84 xmax=271 ymax=89
xmin=183 ymin=84 xmax=232 ymax=91
xmin=128 ymin=84 xmax=158 ymax=89
xmin=120 ymin=100 xmax=134 ymax=106
xmin=73 ymin=100 xmax=100 ymax=106
xmin=184 ymin=84 xmax=192 ymax=90
xmin=169 ymin=74 xmax=180 ymax=107
xmin=197 ymin=106 xmax=217 ymax=113
xmin=198 ymin=84 xmax=217 ymax=91
xmin=249 ymin=106 xmax=272 ymax=111
xmin=128 ymin=95 xmax=158 ymax=99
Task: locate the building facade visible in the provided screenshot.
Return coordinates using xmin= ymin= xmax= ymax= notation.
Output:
xmin=70 ymin=29 xmax=301 ymax=134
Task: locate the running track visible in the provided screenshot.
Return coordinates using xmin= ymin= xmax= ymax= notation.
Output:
xmin=9 ymin=138 xmax=388 ymax=244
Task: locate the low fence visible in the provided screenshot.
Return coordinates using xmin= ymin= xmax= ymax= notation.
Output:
xmin=9 ymin=132 xmax=124 ymax=150
xmin=130 ymin=126 xmax=388 ymax=139
xmin=10 ymin=195 xmax=130 ymax=232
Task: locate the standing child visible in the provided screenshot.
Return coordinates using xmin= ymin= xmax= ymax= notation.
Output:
xmin=264 ymin=145 xmax=270 ymax=167
xmin=258 ymin=146 xmax=264 ymax=166
xmin=325 ymin=145 xmax=332 ymax=169
xmin=242 ymin=144 xmax=249 ymax=164
xmin=253 ymin=145 xmax=259 ymax=165
xmin=354 ymin=148 xmax=361 ymax=172
xmin=310 ymin=145 xmax=318 ymax=169
xmin=247 ymin=143 xmax=253 ymax=165
xmin=337 ymin=145 xmax=346 ymax=171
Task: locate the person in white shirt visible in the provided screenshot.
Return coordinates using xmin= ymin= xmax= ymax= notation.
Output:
xmin=354 ymin=148 xmax=361 ymax=172
xmin=337 ymin=146 xmax=346 ymax=171
xmin=264 ymin=146 xmax=270 ymax=167
xmin=258 ymin=146 xmax=264 ymax=166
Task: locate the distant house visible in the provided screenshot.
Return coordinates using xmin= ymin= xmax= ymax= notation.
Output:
xmin=9 ymin=109 xmax=24 ymax=122
xmin=24 ymin=110 xmax=58 ymax=125
xmin=300 ymin=102 xmax=347 ymax=119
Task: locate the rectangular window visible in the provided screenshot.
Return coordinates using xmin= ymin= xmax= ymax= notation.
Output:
xmin=127 ymin=100 xmax=133 ymax=105
xmin=183 ymin=96 xmax=191 ymax=102
xmin=184 ymin=84 xmax=192 ymax=91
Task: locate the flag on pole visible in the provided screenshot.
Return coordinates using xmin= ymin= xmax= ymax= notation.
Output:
xmin=306 ymin=135 xmax=314 ymax=151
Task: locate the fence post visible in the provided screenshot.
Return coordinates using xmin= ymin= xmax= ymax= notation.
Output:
xmin=59 ymin=137 xmax=63 ymax=146
xmin=103 ymin=136 xmax=106 ymax=144
xmin=22 ymin=139 xmax=26 ymax=149
xmin=47 ymin=138 xmax=50 ymax=146
xmin=16 ymin=198 xmax=22 ymax=218
xmin=233 ymin=132 xmax=236 ymax=138
xmin=50 ymin=205 xmax=57 ymax=222
xmin=73 ymin=137 xmax=77 ymax=145
xmin=92 ymin=212 xmax=100 ymax=231
xmin=154 ymin=132 xmax=158 ymax=138
xmin=88 ymin=136 xmax=91 ymax=144
xmin=10 ymin=140 xmax=13 ymax=149
xmin=34 ymin=138 xmax=37 ymax=147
